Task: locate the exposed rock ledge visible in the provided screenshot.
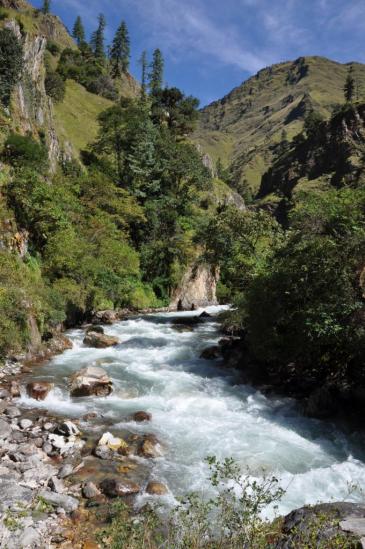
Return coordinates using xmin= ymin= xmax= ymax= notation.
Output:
xmin=170 ymin=263 xmax=219 ymax=311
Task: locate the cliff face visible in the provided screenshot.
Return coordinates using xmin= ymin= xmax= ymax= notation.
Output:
xmin=170 ymin=263 xmax=219 ymax=310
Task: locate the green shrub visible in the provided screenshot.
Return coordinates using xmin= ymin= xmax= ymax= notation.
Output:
xmin=46 ymin=40 xmax=60 ymax=56
xmin=0 ymin=28 xmax=23 ymax=106
xmin=45 ymin=71 xmax=66 ymax=103
xmin=3 ymin=133 xmax=48 ymax=170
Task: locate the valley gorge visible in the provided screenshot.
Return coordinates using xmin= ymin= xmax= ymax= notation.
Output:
xmin=0 ymin=0 xmax=365 ymax=547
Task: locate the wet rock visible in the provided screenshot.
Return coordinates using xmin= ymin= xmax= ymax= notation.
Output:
xmin=4 ymin=406 xmax=21 ymax=418
xmin=70 ymin=366 xmax=113 ymax=397
xmin=199 ymin=311 xmax=212 ymax=318
xmin=200 ymin=346 xmax=221 ymax=360
xmin=146 ymin=481 xmax=168 ymax=495
xmin=99 ymin=478 xmax=140 ymax=498
xmin=82 ymin=412 xmax=98 ymax=421
xmin=92 ymin=310 xmax=118 ymax=325
xmin=0 ymin=418 xmax=11 ymax=439
xmin=83 ymin=481 xmax=101 ymax=499
xmin=58 ymin=463 xmax=74 ymax=479
xmin=38 ymin=490 xmax=79 ymax=513
xmin=138 ymin=435 xmax=163 ymax=459
xmin=55 ymin=421 xmax=80 ymax=437
xmin=132 ymin=411 xmax=152 ymax=422
xmin=86 ymin=325 xmax=104 ymax=334
xmin=42 ymin=442 xmax=53 ymax=455
xmin=98 ymin=432 xmax=128 ymax=451
xmin=26 ymin=381 xmax=54 ymax=401
xmin=49 ymin=476 xmax=65 ymax=494
xmin=9 ymin=381 xmax=21 ymax=398
xmin=19 ymin=418 xmax=33 ymax=430
xmin=48 ymin=334 xmax=73 ymax=355
xmin=0 ymin=388 xmax=10 ymax=399
xmin=83 ymin=331 xmax=119 ymax=349
xmin=94 ymin=445 xmax=113 ymax=460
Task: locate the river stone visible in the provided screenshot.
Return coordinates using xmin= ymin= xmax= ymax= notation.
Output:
xmin=83 ymin=481 xmax=101 ymax=499
xmin=97 ymin=432 xmax=127 ymax=451
xmin=4 ymin=406 xmax=21 ymax=418
xmin=9 ymin=381 xmax=21 ymax=398
xmin=146 ymin=481 xmax=168 ymax=495
xmin=132 ymin=411 xmax=152 ymax=422
xmin=340 ymin=518 xmax=365 ymax=537
xmin=138 ymin=435 xmax=163 ymax=459
xmin=86 ymin=325 xmax=104 ymax=334
xmin=38 ymin=490 xmax=79 ymax=513
xmin=0 ymin=388 xmax=10 ymax=399
xmin=58 ymin=463 xmax=74 ymax=479
xmin=70 ymin=366 xmax=113 ymax=397
xmin=83 ymin=332 xmax=119 ymax=349
xmin=0 ymin=479 xmax=33 ymax=510
xmin=99 ymin=478 xmax=140 ymax=498
xmin=200 ymin=346 xmax=221 ymax=360
xmin=19 ymin=418 xmax=33 ymax=430
xmin=0 ymin=418 xmax=11 ymax=439
xmin=26 ymin=381 xmax=54 ymax=401
xmin=49 ymin=476 xmax=65 ymax=494
xmin=55 ymin=420 xmax=80 ymax=437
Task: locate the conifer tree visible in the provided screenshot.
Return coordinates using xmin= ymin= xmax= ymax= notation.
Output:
xmin=73 ymin=16 xmax=85 ymax=48
xmin=149 ymin=49 xmax=164 ymax=95
xmin=344 ymin=66 xmax=355 ymax=103
xmin=139 ymin=50 xmax=148 ymax=97
xmin=91 ymin=14 xmax=106 ymax=59
xmin=110 ymin=21 xmax=130 ymax=77
xmin=42 ymin=0 xmax=50 ymax=14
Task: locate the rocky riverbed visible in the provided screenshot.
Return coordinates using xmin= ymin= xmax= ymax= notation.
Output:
xmin=1 ymin=307 xmax=365 ymax=548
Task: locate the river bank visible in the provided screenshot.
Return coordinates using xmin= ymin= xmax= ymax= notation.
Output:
xmin=1 ymin=306 xmax=365 ymax=547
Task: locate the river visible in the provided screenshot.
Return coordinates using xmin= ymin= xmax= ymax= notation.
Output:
xmin=19 ymin=305 xmax=365 ymax=517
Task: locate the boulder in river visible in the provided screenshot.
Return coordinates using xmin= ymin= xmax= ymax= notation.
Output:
xmin=69 ymin=366 xmax=113 ymax=397
xmin=99 ymin=478 xmax=140 ymax=498
xmin=132 ymin=411 xmax=152 ymax=423
xmin=83 ymin=332 xmax=119 ymax=349
xmin=146 ymin=481 xmax=168 ymax=495
xmin=138 ymin=434 xmax=163 ymax=459
xmin=92 ymin=310 xmax=118 ymax=325
xmin=26 ymin=381 xmax=54 ymax=401
xmin=200 ymin=346 xmax=221 ymax=360
xmin=97 ymin=432 xmax=129 ymax=452
xmin=86 ymin=325 xmax=104 ymax=334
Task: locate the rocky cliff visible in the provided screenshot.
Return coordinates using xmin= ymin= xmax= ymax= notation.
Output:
xmin=170 ymin=263 xmax=219 ymax=310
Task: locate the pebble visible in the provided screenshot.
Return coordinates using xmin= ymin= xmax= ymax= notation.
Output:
xmin=83 ymin=481 xmax=101 ymax=499
xmin=19 ymin=418 xmax=33 ymax=430
xmin=58 ymin=463 xmax=74 ymax=479
xmin=4 ymin=406 xmax=21 ymax=418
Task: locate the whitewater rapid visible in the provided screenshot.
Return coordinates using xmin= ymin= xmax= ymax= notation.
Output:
xmin=20 ymin=306 xmax=365 ymax=516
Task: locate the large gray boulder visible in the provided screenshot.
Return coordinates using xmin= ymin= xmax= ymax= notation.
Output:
xmin=83 ymin=332 xmax=119 ymax=349
xmin=70 ymin=366 xmax=113 ymax=397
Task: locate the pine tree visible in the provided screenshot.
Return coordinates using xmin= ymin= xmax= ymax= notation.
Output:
xmin=91 ymin=14 xmax=106 ymax=59
xmin=149 ymin=49 xmax=164 ymax=95
xmin=42 ymin=0 xmax=50 ymax=14
xmin=344 ymin=66 xmax=355 ymax=103
xmin=139 ymin=50 xmax=148 ymax=97
xmin=110 ymin=21 xmax=130 ymax=77
xmin=73 ymin=16 xmax=85 ymax=48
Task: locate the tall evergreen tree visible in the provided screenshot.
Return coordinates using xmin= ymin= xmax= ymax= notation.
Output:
xmin=91 ymin=14 xmax=106 ymax=59
xmin=149 ymin=49 xmax=164 ymax=95
xmin=139 ymin=50 xmax=148 ymax=97
xmin=344 ymin=66 xmax=355 ymax=103
xmin=72 ymin=16 xmax=85 ymax=48
xmin=42 ymin=0 xmax=50 ymax=14
xmin=110 ymin=21 xmax=130 ymax=77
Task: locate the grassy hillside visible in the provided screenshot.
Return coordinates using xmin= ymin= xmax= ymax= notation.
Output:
xmin=54 ymin=80 xmax=113 ymax=155
xmin=194 ymin=56 xmax=365 ymax=193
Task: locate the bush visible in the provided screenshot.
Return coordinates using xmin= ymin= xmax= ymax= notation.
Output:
xmin=3 ymin=133 xmax=49 ymax=170
xmin=46 ymin=40 xmax=60 ymax=56
xmin=45 ymin=71 xmax=66 ymax=102
xmin=0 ymin=28 xmax=23 ymax=106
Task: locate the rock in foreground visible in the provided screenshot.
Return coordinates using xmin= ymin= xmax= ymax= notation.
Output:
xmin=70 ymin=366 xmax=113 ymax=397
xmin=26 ymin=381 xmax=54 ymax=401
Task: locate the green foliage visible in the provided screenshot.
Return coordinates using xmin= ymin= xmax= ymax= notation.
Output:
xmin=98 ymin=457 xmax=284 ymax=549
xmin=139 ymin=50 xmax=148 ymax=97
xmin=0 ymin=28 xmax=23 ymax=107
xmin=110 ymin=21 xmax=130 ymax=77
xmin=45 ymin=70 xmax=66 ymax=103
xmin=149 ymin=49 xmax=164 ymax=95
xmin=3 ymin=134 xmax=48 ymax=170
xmin=72 ymin=16 xmax=85 ymax=48
xmin=42 ymin=0 xmax=51 ymax=15
xmin=344 ymin=66 xmax=355 ymax=103
xmin=91 ymin=13 xmax=106 ymax=60
xmin=46 ymin=40 xmax=60 ymax=56
xmin=151 ymin=87 xmax=200 ymax=135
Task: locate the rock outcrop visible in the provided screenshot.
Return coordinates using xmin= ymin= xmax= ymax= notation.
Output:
xmin=170 ymin=263 xmax=219 ymax=311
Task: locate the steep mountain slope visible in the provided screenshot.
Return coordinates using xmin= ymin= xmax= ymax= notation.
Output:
xmin=194 ymin=56 xmax=365 ymax=193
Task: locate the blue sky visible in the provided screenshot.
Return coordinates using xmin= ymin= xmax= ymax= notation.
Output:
xmin=33 ymin=0 xmax=365 ymax=106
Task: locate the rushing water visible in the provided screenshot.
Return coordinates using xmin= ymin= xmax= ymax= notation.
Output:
xmin=20 ymin=306 xmax=365 ymax=516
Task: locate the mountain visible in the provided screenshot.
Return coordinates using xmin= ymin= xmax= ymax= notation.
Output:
xmin=193 ymin=56 xmax=365 ymax=194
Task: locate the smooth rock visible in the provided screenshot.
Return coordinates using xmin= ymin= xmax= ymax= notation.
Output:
xmin=86 ymin=325 xmax=104 ymax=334
xmin=99 ymin=478 xmax=140 ymax=498
xmin=55 ymin=421 xmax=80 ymax=437
xmin=199 ymin=311 xmax=212 ymax=318
xmin=0 ymin=418 xmax=11 ymax=439
xmin=49 ymin=476 xmax=65 ymax=494
xmin=340 ymin=518 xmax=365 ymax=537
xmin=83 ymin=481 xmax=101 ymax=499
xmin=19 ymin=526 xmax=41 ymax=548
xmin=133 ymin=411 xmax=152 ymax=422
xmin=70 ymin=366 xmax=113 ymax=397
xmin=200 ymin=346 xmax=221 ymax=360
xmin=26 ymin=381 xmax=54 ymax=401
xmin=83 ymin=332 xmax=119 ymax=349
xmin=146 ymin=481 xmax=168 ymax=495
xmin=19 ymin=419 xmax=33 ymax=430
xmin=0 ymin=388 xmax=10 ymax=399
xmin=38 ymin=490 xmax=79 ymax=513
xmin=58 ymin=464 xmax=74 ymax=479
xmin=4 ymin=406 xmax=21 ymax=418
xmin=9 ymin=381 xmax=21 ymax=398
xmin=92 ymin=310 xmax=118 ymax=325
xmin=98 ymin=432 xmax=129 ymax=452
xmin=138 ymin=435 xmax=163 ymax=458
